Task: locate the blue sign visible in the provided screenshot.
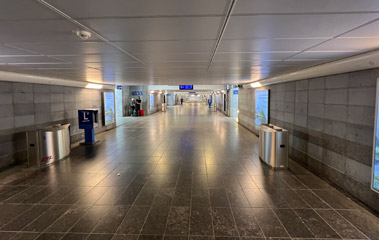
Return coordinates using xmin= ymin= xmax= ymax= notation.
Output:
xmin=233 ymin=90 xmax=238 ymax=95
xmin=179 ymin=85 xmax=193 ymax=90
xmin=167 ymin=93 xmax=171 ymax=96
xmin=117 ymin=85 xmax=122 ymax=90
xmin=78 ymin=110 xmax=98 ymax=129
xmin=132 ymin=91 xmax=143 ymax=96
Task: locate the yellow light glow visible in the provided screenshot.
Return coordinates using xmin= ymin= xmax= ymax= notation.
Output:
xmin=85 ymin=83 xmax=103 ymax=89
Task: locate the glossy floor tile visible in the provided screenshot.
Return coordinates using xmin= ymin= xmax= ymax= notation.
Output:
xmin=0 ymin=103 xmax=378 ymax=240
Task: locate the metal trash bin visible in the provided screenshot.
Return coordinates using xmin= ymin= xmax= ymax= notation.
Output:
xmin=161 ymin=103 xmax=166 ymax=112
xmin=259 ymin=124 xmax=288 ymax=169
xmin=27 ymin=124 xmax=71 ymax=167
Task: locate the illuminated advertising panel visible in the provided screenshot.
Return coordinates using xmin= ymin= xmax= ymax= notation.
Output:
xmin=372 ymin=79 xmax=379 ymax=193
xmin=103 ymin=92 xmax=115 ymax=126
xmin=255 ymin=90 xmax=269 ymax=129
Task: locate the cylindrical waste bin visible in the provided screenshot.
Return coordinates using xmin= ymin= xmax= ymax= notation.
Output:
xmin=259 ymin=124 xmax=288 ymax=169
xmin=27 ymin=124 xmax=71 ymax=167
xmin=161 ymin=103 xmax=166 ymax=112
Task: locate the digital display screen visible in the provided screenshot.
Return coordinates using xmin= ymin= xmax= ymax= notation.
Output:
xmin=179 ymin=85 xmax=193 ymax=90
xmin=372 ymin=81 xmax=379 ymax=192
xmin=103 ymin=92 xmax=115 ymax=126
xmin=255 ymin=90 xmax=269 ymax=129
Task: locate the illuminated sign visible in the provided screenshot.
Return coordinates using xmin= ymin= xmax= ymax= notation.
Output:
xmin=132 ymin=91 xmax=143 ymax=95
xmin=103 ymin=92 xmax=115 ymax=126
xmin=255 ymin=90 xmax=269 ymax=129
xmin=179 ymin=85 xmax=193 ymax=90
xmin=372 ymin=79 xmax=379 ymax=193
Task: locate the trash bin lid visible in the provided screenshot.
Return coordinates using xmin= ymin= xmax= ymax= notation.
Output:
xmin=39 ymin=123 xmax=70 ymax=132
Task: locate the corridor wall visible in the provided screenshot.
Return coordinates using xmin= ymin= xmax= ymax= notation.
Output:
xmin=238 ymin=68 xmax=379 ymax=212
xmin=0 ymin=81 xmax=116 ymax=170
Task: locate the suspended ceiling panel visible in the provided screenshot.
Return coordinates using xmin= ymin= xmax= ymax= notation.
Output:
xmin=0 ymin=0 xmax=378 ymax=85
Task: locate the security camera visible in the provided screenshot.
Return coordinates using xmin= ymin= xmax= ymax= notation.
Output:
xmin=73 ymin=30 xmax=91 ymax=40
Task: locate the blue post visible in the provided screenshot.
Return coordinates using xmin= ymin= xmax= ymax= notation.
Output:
xmin=84 ymin=129 xmax=95 ymax=143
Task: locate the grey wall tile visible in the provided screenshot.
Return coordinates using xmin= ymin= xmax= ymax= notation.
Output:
xmin=295 ymin=91 xmax=308 ymax=103
xmin=348 ymin=69 xmax=378 ymax=88
xmin=35 ymin=113 xmax=51 ymax=124
xmin=13 ymin=93 xmax=33 ymax=104
xmin=12 ymin=83 xmax=32 ymax=93
xmin=347 ymin=106 xmax=375 ymax=127
xmin=34 ymin=84 xmax=51 ymax=93
xmin=34 ymin=93 xmax=51 ymax=103
xmin=284 ymin=82 xmax=296 ymax=91
xmin=307 ymin=142 xmax=323 ymax=160
xmin=322 ymin=149 xmax=346 ymax=173
xmin=295 ymin=114 xmax=307 ymax=127
xmin=345 ymin=158 xmax=371 ymax=185
xmin=348 ymin=88 xmax=376 ymax=106
xmin=51 ymin=93 xmax=63 ymax=103
xmin=14 ymin=104 xmax=34 ymax=116
xmin=325 ymin=74 xmax=348 ymax=89
xmin=284 ymin=91 xmax=295 ymax=102
xmin=51 ymin=111 xmax=64 ymax=121
xmin=0 ymin=117 xmax=14 ymax=130
xmin=346 ymin=123 xmax=373 ymax=146
xmin=308 ymin=117 xmax=324 ymax=132
xmin=0 ymin=93 xmax=13 ymax=104
xmin=308 ymin=103 xmax=324 ymax=118
xmin=323 ymin=119 xmax=346 ymax=139
xmin=15 ymin=115 xmax=34 ymax=128
xmin=35 ymin=103 xmax=51 ymax=114
xmin=296 ymin=80 xmax=308 ymax=91
xmin=51 ymin=103 xmax=64 ymax=112
xmin=295 ymin=103 xmax=307 ymax=115
xmin=308 ymin=77 xmax=325 ymax=90
xmin=0 ymin=82 xmax=12 ymax=93
xmin=325 ymin=89 xmax=347 ymax=105
xmin=324 ymin=105 xmax=347 ymax=121
xmin=284 ymin=102 xmax=295 ymax=113
xmin=308 ymin=90 xmax=324 ymax=104
xmin=0 ymin=105 xmax=14 ymax=118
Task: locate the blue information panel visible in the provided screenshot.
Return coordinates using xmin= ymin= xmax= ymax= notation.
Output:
xmin=255 ymin=90 xmax=269 ymax=129
xmin=103 ymin=92 xmax=115 ymax=126
xmin=372 ymin=81 xmax=379 ymax=193
xmin=179 ymin=85 xmax=193 ymax=90
xmin=233 ymin=89 xmax=238 ymax=95
xmin=132 ymin=91 xmax=143 ymax=95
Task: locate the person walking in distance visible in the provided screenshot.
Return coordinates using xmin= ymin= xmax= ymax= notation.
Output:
xmin=136 ymin=96 xmax=142 ymax=116
xmin=180 ymin=96 xmax=184 ymax=105
xmin=208 ymin=97 xmax=212 ymax=108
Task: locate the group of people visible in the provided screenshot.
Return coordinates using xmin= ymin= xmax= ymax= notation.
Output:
xmin=130 ymin=96 xmax=142 ymax=116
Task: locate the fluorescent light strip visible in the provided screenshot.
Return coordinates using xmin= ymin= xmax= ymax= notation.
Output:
xmin=250 ymin=82 xmax=262 ymax=88
xmin=86 ymin=83 xmax=103 ymax=89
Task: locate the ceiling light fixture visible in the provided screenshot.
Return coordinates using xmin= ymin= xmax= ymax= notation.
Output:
xmin=250 ymin=82 xmax=262 ymax=88
xmin=72 ymin=30 xmax=91 ymax=40
xmin=86 ymin=83 xmax=103 ymax=89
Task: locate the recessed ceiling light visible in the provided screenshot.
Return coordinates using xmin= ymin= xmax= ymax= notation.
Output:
xmin=73 ymin=30 xmax=91 ymax=40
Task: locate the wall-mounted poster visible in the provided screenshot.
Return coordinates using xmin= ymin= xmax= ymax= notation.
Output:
xmin=255 ymin=90 xmax=269 ymax=129
xmin=372 ymin=79 xmax=379 ymax=193
xmin=150 ymin=94 xmax=154 ymax=111
xmin=103 ymin=92 xmax=115 ymax=126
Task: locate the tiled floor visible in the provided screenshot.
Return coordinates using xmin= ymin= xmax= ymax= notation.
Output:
xmin=0 ymin=103 xmax=379 ymax=240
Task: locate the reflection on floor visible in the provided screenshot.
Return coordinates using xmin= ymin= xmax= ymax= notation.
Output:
xmin=0 ymin=103 xmax=378 ymax=240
